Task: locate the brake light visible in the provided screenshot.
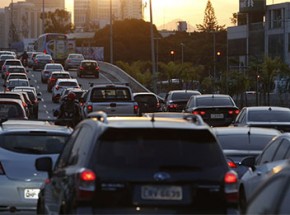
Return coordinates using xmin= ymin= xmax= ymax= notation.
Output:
xmin=77 ymin=169 xmax=96 ymax=200
xmin=96 ymin=66 xmax=99 ymax=70
xmin=227 ymin=160 xmax=237 ymax=168
xmin=22 ymin=102 xmax=27 ymax=108
xmin=67 ymin=59 xmax=71 ymax=63
xmin=193 ymin=110 xmax=206 ymax=115
xmin=224 ymin=170 xmax=238 ymax=203
xmin=228 ymin=109 xmax=240 ymax=115
xmin=87 ymin=105 xmax=93 ymax=113
xmin=0 ymin=162 xmax=5 ymax=175
xmin=55 ymin=85 xmax=59 ymax=90
xmin=134 ymin=104 xmax=139 ymax=114
xmin=80 ymin=66 xmax=84 ymax=70
xmin=5 ymin=72 xmax=9 ymax=77
xmin=50 ymin=78 xmax=56 ymax=82
xmin=34 ymin=60 xmax=38 ymax=63
xmin=169 ymin=104 xmax=177 ymax=109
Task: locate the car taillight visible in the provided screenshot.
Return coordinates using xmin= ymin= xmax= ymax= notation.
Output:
xmin=80 ymin=66 xmax=84 ymax=70
xmin=50 ymin=78 xmax=56 ymax=82
xmin=134 ymin=104 xmax=139 ymax=114
xmin=22 ymin=102 xmax=27 ymax=108
xmin=87 ymin=105 xmax=93 ymax=113
xmin=227 ymin=160 xmax=237 ymax=168
xmin=55 ymin=85 xmax=59 ymax=90
xmin=193 ymin=110 xmax=206 ymax=115
xmin=0 ymin=162 xmax=5 ymax=175
xmin=224 ymin=170 xmax=238 ymax=203
xmin=228 ymin=109 xmax=240 ymax=115
xmin=34 ymin=60 xmax=38 ymax=63
xmin=156 ymin=101 xmax=160 ymax=109
xmin=5 ymin=72 xmax=9 ymax=77
xmin=96 ymin=66 xmax=99 ymax=70
xmin=77 ymin=169 xmax=96 ymax=201
xmin=169 ymin=104 xmax=177 ymax=109
xmin=67 ymin=59 xmax=71 ymax=63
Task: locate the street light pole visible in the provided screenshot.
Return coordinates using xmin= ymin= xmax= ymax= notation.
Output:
xmin=149 ymin=0 xmax=157 ymax=93
xmin=110 ymin=0 xmax=113 ymax=64
xmin=180 ymin=43 xmax=184 ymax=65
xmin=213 ymin=31 xmax=216 ymax=93
xmin=42 ymin=0 xmax=45 ymax=34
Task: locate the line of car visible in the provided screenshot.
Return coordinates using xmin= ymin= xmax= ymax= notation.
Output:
xmin=1 ymin=51 xmax=290 ymax=213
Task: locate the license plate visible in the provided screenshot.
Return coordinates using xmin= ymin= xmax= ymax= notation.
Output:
xmin=141 ymin=185 xmax=182 ymax=200
xmin=210 ymin=113 xmax=224 ymax=119
xmin=24 ymin=189 xmax=40 ymax=199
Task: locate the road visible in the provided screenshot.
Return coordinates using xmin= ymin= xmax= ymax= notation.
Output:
xmin=0 ymin=67 xmax=116 ymax=120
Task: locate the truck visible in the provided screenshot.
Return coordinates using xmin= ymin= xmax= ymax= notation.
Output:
xmin=80 ymin=83 xmax=139 ymax=118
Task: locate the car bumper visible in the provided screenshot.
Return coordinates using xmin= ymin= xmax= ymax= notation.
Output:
xmin=0 ymin=176 xmax=43 ymax=210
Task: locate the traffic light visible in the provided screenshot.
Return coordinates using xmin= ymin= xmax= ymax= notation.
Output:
xmin=216 ymin=51 xmax=221 ymax=62
xmin=170 ymin=50 xmax=175 ymax=61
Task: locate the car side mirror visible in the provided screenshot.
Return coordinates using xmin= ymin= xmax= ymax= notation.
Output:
xmin=35 ymin=157 xmax=53 ymax=178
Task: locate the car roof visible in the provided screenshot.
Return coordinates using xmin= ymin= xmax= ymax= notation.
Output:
xmin=51 ymin=71 xmax=69 ymax=74
xmin=83 ymin=114 xmax=209 ymax=130
xmin=243 ymin=106 xmax=290 ymax=111
xmin=0 ymin=120 xmax=72 ymax=133
xmin=213 ymin=126 xmax=281 ymax=136
xmin=7 ymin=78 xmax=29 ymax=82
xmin=0 ymin=98 xmax=25 ymax=104
xmin=7 ymin=65 xmax=25 ymax=68
xmin=56 ymin=78 xmax=78 ymax=83
xmin=169 ymin=90 xmax=201 ymax=94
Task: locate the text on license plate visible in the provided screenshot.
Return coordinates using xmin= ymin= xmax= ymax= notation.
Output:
xmin=141 ymin=185 xmax=182 ymax=200
xmin=210 ymin=113 xmax=224 ymax=119
xmin=24 ymin=189 xmax=40 ymax=199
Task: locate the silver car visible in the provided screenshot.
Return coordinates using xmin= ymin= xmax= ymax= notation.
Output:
xmin=64 ymin=53 xmax=84 ymax=71
xmin=0 ymin=120 xmax=72 ymax=212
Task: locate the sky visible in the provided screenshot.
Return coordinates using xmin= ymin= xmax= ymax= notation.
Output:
xmin=0 ymin=0 xmax=288 ymax=30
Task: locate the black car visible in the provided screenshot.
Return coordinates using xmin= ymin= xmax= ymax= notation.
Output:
xmin=36 ymin=112 xmax=238 ymax=214
xmin=213 ymin=126 xmax=281 ymax=178
xmin=77 ymin=60 xmax=99 ymax=78
xmin=133 ymin=92 xmax=161 ymax=114
xmin=184 ymin=94 xmax=239 ymax=127
xmin=233 ymin=106 xmax=290 ymax=132
xmin=32 ymin=54 xmax=53 ymax=71
xmin=162 ymin=90 xmax=201 ymax=112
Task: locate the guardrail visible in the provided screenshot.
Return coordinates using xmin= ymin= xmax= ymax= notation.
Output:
xmin=99 ymin=61 xmax=151 ymax=93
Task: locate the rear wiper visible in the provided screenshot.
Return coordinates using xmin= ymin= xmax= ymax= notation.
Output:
xmin=13 ymin=147 xmax=43 ymax=154
xmin=158 ymin=165 xmax=201 ymax=171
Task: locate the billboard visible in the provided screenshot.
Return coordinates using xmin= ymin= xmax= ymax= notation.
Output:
xmin=239 ymin=0 xmax=266 ymax=13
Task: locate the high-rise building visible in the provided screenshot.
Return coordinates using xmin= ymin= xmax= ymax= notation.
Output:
xmin=74 ymin=0 xmax=143 ymax=30
xmin=26 ymin=0 xmax=65 ymax=10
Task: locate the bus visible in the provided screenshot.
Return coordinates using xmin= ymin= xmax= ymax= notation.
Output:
xmin=34 ymin=33 xmax=69 ymax=64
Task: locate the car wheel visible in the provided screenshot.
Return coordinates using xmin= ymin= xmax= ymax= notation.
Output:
xmin=239 ymin=188 xmax=247 ymax=215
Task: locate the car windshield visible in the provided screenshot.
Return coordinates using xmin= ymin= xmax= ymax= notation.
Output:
xmin=0 ymin=134 xmax=68 ymax=154
xmin=96 ymin=128 xmax=225 ymax=169
xmin=196 ymin=97 xmax=234 ymax=106
xmin=248 ymin=110 xmax=290 ymax=122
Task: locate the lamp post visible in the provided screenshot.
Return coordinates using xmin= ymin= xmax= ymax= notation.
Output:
xmin=149 ymin=0 xmax=157 ymax=93
xmin=110 ymin=0 xmax=113 ymax=64
xmin=180 ymin=43 xmax=185 ymax=65
xmin=42 ymin=0 xmax=45 ymax=34
xmin=154 ymin=37 xmax=160 ymax=74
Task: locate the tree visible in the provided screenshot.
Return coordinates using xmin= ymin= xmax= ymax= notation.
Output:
xmin=41 ymin=9 xmax=74 ymax=33
xmin=196 ymin=0 xmax=225 ymax=32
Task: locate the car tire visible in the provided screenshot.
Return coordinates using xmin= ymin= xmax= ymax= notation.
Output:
xmin=239 ymin=188 xmax=247 ymax=215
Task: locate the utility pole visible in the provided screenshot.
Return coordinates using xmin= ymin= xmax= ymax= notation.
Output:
xmin=42 ymin=0 xmax=45 ymax=34
xmin=149 ymin=0 xmax=157 ymax=93
xmin=110 ymin=0 xmax=113 ymax=64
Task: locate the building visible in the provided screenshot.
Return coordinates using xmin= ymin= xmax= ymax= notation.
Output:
xmin=74 ymin=0 xmax=143 ymax=30
xmin=228 ymin=0 xmax=290 ymax=69
xmin=26 ymin=0 xmax=65 ymax=10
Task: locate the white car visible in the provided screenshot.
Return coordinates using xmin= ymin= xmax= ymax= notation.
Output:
xmin=41 ymin=63 xmax=65 ymax=83
xmin=1 ymin=59 xmax=23 ymax=79
xmin=51 ymin=78 xmax=80 ymax=103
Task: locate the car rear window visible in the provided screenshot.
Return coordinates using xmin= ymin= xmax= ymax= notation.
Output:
xmin=248 ymin=110 xmax=290 ymax=122
xmin=0 ymin=134 xmax=68 ymax=154
xmin=134 ymin=94 xmax=157 ymax=104
xmin=172 ymin=92 xmax=199 ymax=100
xmin=96 ymin=128 xmax=225 ymax=169
xmin=53 ymin=74 xmax=70 ymax=79
xmin=0 ymin=103 xmax=24 ymax=118
xmin=8 ymin=68 xmax=25 ymax=73
xmin=196 ymin=97 xmax=234 ymax=106
xmin=91 ymin=88 xmax=131 ymax=101
xmin=6 ymin=61 xmax=21 ymax=66
xmin=59 ymin=81 xmax=78 ymax=87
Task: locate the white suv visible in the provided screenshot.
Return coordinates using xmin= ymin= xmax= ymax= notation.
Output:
xmin=51 ymin=78 xmax=80 ymax=103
